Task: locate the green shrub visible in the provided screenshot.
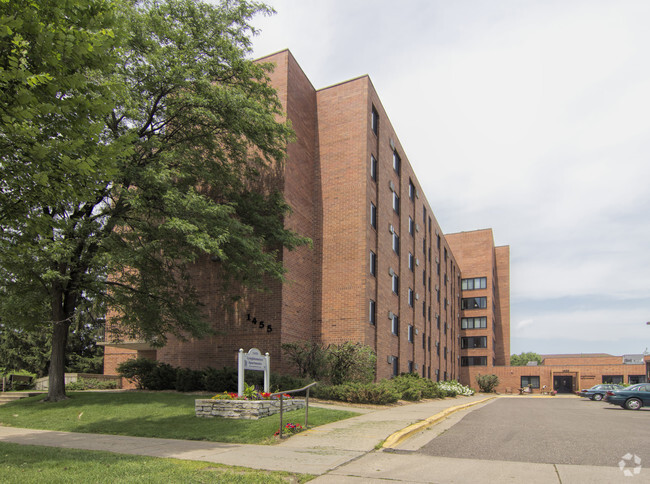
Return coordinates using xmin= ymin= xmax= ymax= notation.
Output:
xmin=475 ymin=373 xmax=500 ymax=393
xmin=327 ymin=342 xmax=376 ymax=385
xmin=281 ymin=341 xmax=327 ymax=380
xmin=65 ymin=378 xmax=118 ymax=390
xmin=175 ymin=368 xmax=205 ymax=392
xmin=270 ymin=374 xmax=311 ymax=395
xmin=203 ymin=367 xmax=238 ymax=393
xmin=313 ymin=382 xmax=400 ymax=405
xmin=116 ymin=358 xmax=157 ymax=390
xmin=116 ymin=358 xmax=176 ymax=390
xmin=146 ymin=362 xmax=177 ymax=390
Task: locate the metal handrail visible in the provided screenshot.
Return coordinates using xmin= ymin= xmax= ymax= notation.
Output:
xmin=271 ymin=382 xmax=318 ymax=438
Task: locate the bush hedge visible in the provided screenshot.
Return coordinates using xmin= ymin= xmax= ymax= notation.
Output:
xmin=117 ymin=358 xmax=311 ymax=394
xmin=116 ymin=359 xmax=474 ymax=404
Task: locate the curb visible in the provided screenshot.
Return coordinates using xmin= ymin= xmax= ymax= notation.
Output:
xmin=382 ymin=396 xmax=497 ymax=449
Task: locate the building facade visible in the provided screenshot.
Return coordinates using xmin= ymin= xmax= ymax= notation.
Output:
xmin=464 ymin=353 xmax=648 ymax=394
xmin=446 ymin=229 xmax=510 ymax=384
xmin=104 ymin=50 xmax=469 ymax=382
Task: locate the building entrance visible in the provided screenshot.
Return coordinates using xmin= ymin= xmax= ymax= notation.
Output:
xmin=553 ymin=375 xmax=573 ymax=393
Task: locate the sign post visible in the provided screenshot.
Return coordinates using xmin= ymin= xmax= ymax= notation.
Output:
xmin=237 ymin=348 xmax=271 ymax=396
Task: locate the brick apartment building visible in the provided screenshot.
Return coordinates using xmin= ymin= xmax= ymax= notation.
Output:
xmin=103 ymin=49 xmax=647 ymax=391
xmin=446 ymin=229 xmax=510 ymax=382
xmin=104 ymin=49 xmax=469 ymax=382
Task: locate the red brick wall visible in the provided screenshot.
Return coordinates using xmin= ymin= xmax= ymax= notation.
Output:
xmin=103 ymin=50 xmax=464 ymax=384
xmin=466 ymin=363 xmax=647 ymax=393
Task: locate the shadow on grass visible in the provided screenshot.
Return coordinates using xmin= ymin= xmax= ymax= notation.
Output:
xmin=0 ymin=392 xmax=359 ymax=444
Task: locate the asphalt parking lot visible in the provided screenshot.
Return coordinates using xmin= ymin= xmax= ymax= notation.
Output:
xmin=418 ymin=397 xmax=649 ymax=467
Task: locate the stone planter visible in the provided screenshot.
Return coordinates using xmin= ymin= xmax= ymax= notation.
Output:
xmin=195 ymin=398 xmax=305 ymax=419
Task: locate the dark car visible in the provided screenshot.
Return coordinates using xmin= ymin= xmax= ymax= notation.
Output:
xmin=605 ymin=383 xmax=650 ymax=410
xmin=579 ymin=384 xmax=625 ymax=401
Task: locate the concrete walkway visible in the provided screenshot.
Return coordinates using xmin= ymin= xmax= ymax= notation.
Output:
xmin=0 ymin=394 xmax=631 ymax=483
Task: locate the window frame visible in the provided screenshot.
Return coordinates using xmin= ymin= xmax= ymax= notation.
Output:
xmin=391 ymin=314 xmax=399 ymax=335
xmin=370 ymin=202 xmax=377 ymax=229
xmin=461 ymin=297 xmax=487 ymax=310
xmin=521 ymin=376 xmax=540 ymax=389
xmin=392 ymin=150 xmax=401 ymax=175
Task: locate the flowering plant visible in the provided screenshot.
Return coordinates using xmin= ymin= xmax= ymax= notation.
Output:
xmin=274 ymin=422 xmax=303 ymax=436
xmin=210 ymin=384 xmax=294 ymax=401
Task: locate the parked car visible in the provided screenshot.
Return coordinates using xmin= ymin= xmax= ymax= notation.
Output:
xmin=605 ymin=383 xmax=650 ymax=410
xmin=578 ymin=384 xmax=625 ymax=401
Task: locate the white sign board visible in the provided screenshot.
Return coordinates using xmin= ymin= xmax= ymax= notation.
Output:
xmin=237 ymin=348 xmax=270 ymax=396
xmin=243 ymin=348 xmax=268 ymax=371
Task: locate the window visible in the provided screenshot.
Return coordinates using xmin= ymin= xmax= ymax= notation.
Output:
xmin=408 ymin=180 xmax=415 ymax=200
xmin=461 ymin=336 xmax=487 ymax=349
xmin=423 ymin=270 xmax=426 ymax=285
xmin=422 ymin=333 xmax=426 ymax=349
xmin=369 ymin=251 xmax=376 ymax=276
xmin=444 ymin=346 xmax=447 ymax=359
xmin=392 ymin=273 xmax=399 ymax=294
xmin=370 ymin=154 xmax=377 ymax=180
xmin=408 ymin=216 xmax=414 ymax=236
xmin=444 ymin=247 xmax=448 ymax=262
xmin=423 ymin=206 xmax=427 ymax=224
xmin=435 ymin=368 xmax=440 ymax=382
xmin=369 ymin=299 xmax=376 ymax=325
xmin=521 ymin=376 xmax=540 ymax=389
xmin=461 ymin=356 xmax=487 ymax=366
xmin=391 ymin=314 xmax=399 ymax=334
xmin=408 ymin=360 xmax=413 ymax=373
xmin=602 ymin=375 xmax=624 ymax=384
xmin=392 ymin=356 xmax=399 ymax=376
xmin=629 ymin=375 xmax=647 ymax=384
xmin=392 ymin=233 xmax=400 ymax=254
xmin=408 ymin=252 xmax=414 ymax=271
xmin=437 ymin=234 xmax=441 ymax=250
xmin=422 ymin=301 xmax=426 ymax=317
xmin=461 ymin=317 xmax=487 ymax=329
xmin=444 ymin=322 xmax=448 ymax=335
xmin=370 ymin=202 xmax=377 ymax=229
xmin=392 ymin=192 xmax=400 ymax=214
xmin=408 ymin=325 xmax=414 ymax=342
xmin=461 ymin=277 xmax=487 ymax=290
xmin=408 ymin=288 xmax=414 ymax=307
xmin=436 ymin=315 xmax=440 ymax=329
xmin=422 ymin=238 xmax=426 ymax=254
xmin=393 ymin=150 xmax=401 ymax=175
xmin=371 ymin=106 xmax=379 ymax=135
xmin=461 ymin=297 xmax=487 ymax=310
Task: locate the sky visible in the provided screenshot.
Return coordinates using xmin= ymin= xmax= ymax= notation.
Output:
xmin=242 ymin=0 xmax=650 ymax=356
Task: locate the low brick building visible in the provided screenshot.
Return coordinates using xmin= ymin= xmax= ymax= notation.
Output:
xmin=464 ymin=353 xmax=648 ymax=394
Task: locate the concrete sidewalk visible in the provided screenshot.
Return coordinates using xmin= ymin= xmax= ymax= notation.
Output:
xmin=0 ymin=394 xmax=489 ymax=475
xmin=0 ymin=394 xmax=630 ymax=483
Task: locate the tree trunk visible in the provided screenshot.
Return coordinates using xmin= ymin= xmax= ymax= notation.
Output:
xmin=46 ymin=312 xmax=70 ymax=402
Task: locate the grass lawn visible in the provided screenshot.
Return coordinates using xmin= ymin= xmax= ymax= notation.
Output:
xmin=0 ymin=441 xmax=313 ymax=483
xmin=0 ymin=392 xmax=358 ymax=444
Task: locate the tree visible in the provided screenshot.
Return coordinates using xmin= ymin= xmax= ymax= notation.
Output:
xmin=0 ymin=0 xmax=308 ymax=401
xmin=510 ymin=352 xmax=543 ymax=366
xmin=0 ymin=319 xmax=104 ymax=377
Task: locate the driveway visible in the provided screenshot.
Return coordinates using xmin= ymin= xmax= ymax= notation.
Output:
xmin=418 ymin=397 xmax=649 ymax=467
